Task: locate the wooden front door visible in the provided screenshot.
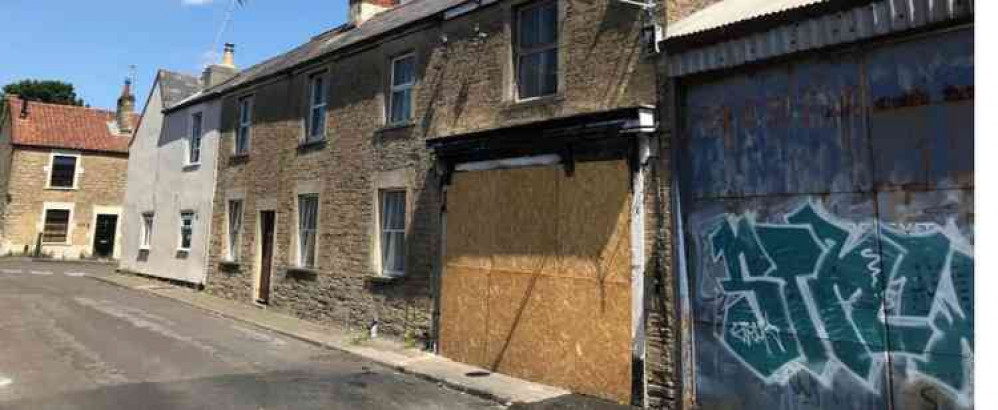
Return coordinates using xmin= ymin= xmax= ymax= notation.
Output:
xmin=258 ymin=210 xmax=276 ymax=304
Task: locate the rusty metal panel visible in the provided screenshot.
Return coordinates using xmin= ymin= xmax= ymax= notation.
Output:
xmin=678 ymin=28 xmax=973 ymax=410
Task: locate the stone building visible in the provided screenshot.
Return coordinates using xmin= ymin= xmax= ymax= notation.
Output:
xmin=0 ymin=84 xmax=136 ymax=259
xmin=165 ymin=0 xmax=691 ymax=405
xmin=119 ymin=47 xmax=236 ymax=285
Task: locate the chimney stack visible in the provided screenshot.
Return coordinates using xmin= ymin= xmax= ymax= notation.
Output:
xmin=19 ymin=96 xmax=29 ymax=119
xmin=202 ymin=43 xmax=239 ymax=89
xmin=349 ymin=0 xmax=395 ymax=26
xmin=116 ymin=79 xmax=135 ymax=134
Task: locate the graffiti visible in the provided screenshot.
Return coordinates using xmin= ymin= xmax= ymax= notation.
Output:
xmin=708 ymin=202 xmax=973 ymax=405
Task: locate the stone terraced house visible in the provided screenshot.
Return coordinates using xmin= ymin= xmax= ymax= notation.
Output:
xmin=0 ymin=84 xmax=136 ymax=260
xmin=161 ymin=0 xmax=707 ymax=405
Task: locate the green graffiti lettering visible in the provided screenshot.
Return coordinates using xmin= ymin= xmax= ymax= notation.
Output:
xmin=706 ymin=203 xmax=973 ymax=401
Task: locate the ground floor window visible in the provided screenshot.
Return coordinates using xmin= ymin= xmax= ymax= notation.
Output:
xmin=227 ymin=200 xmax=243 ymax=261
xmin=179 ymin=211 xmax=194 ymax=251
xmin=379 ymin=190 xmax=406 ymax=277
xmin=297 ymin=194 xmax=319 ymax=268
xmin=42 ymin=209 xmax=71 ymax=243
xmin=141 ymin=212 xmax=154 ymax=249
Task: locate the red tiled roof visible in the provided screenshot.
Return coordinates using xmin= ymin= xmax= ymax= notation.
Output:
xmin=5 ymin=96 xmax=135 ymax=154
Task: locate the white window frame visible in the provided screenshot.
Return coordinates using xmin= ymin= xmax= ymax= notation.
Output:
xmin=226 ymin=199 xmax=243 ymax=261
xmin=40 ymin=202 xmax=74 ymax=245
xmin=514 ymin=0 xmax=560 ymax=101
xmin=378 ymin=189 xmax=407 ymax=277
xmin=305 ymin=71 xmax=328 ymax=143
xmin=188 ymin=112 xmax=203 ymax=165
xmin=388 ymin=53 xmax=416 ymax=125
xmin=178 ymin=211 xmax=195 ymax=252
xmin=296 ymin=194 xmax=320 ymax=268
xmin=140 ymin=212 xmax=154 ymax=250
xmin=45 ymin=151 xmax=81 ymax=190
xmin=236 ymin=96 xmax=253 ymax=155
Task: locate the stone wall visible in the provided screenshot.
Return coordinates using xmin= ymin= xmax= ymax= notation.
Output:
xmin=1 ymin=147 xmax=128 ymax=258
xmin=204 ymin=0 xmax=658 ymax=348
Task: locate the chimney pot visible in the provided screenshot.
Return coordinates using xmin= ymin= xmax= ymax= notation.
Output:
xmin=350 ymin=0 xmax=396 ymax=26
xmin=222 ymin=43 xmax=236 ymax=68
xmin=116 ymin=78 xmax=135 ymax=134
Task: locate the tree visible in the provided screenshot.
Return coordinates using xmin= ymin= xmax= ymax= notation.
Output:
xmin=1 ymin=80 xmax=84 ymax=106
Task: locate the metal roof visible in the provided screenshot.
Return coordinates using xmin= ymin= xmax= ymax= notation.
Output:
xmin=667 ymin=0 xmax=826 ymax=39
xmin=167 ymin=0 xmax=466 ymax=112
xmin=664 ymin=0 xmax=974 ymax=77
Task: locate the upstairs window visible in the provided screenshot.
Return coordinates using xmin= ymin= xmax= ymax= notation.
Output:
xmin=236 ymin=96 xmax=252 ymax=155
xmin=189 ymin=112 xmax=203 ymax=164
xmin=515 ymin=0 xmax=559 ymax=99
xmin=42 ymin=209 xmax=71 ymax=243
xmin=379 ymin=190 xmax=406 ymax=277
xmin=179 ymin=211 xmax=194 ymax=251
xmin=49 ymin=154 xmax=77 ymax=188
xmin=297 ymin=194 xmax=319 ymax=268
xmin=227 ymin=200 xmax=243 ymax=261
xmin=140 ymin=212 xmax=154 ymax=249
xmin=306 ymin=72 xmax=327 ymax=142
xmin=388 ymin=54 xmax=415 ymax=125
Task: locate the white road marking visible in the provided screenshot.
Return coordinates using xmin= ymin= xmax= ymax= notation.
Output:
xmin=1 ymin=269 xmax=22 ymax=274
xmin=65 ymin=272 xmax=87 ymax=277
xmin=0 ymin=377 xmax=12 ymax=388
xmin=29 ymin=270 xmax=53 ymax=276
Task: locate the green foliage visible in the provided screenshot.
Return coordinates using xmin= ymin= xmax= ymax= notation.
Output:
xmin=1 ymin=79 xmax=85 ymax=106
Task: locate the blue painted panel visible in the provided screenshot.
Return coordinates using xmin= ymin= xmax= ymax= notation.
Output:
xmin=683 ymin=49 xmax=870 ymax=199
xmin=680 ymin=28 xmax=974 ymax=410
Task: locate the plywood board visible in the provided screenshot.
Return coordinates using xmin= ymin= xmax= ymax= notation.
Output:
xmin=441 ymin=160 xmax=633 ymax=403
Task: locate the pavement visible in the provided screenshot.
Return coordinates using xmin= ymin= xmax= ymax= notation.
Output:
xmin=94 ymin=266 xmax=572 ymax=407
xmin=0 ymin=258 xmax=502 ymax=409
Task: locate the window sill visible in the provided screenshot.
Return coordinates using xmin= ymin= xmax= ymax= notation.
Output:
xmin=365 ymin=274 xmax=404 ymax=285
xmin=45 ymin=186 xmax=77 ymax=191
xmin=219 ymin=260 xmax=242 ymax=273
xmin=229 ymin=154 xmax=250 ymax=166
xmin=378 ymin=121 xmax=414 ymax=133
xmin=297 ymin=138 xmax=327 ymax=153
xmin=285 ymin=266 xmax=319 ymax=281
xmin=182 ymin=163 xmax=201 ymax=172
xmin=40 ymin=242 xmax=71 ymax=247
xmin=507 ymin=94 xmax=565 ymax=110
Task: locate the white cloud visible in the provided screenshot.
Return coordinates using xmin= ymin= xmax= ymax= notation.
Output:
xmin=181 ymin=0 xmax=214 ymax=6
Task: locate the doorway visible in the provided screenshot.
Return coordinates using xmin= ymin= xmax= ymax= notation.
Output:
xmin=257 ymin=210 xmax=276 ymax=304
xmin=92 ymin=214 xmax=118 ymax=258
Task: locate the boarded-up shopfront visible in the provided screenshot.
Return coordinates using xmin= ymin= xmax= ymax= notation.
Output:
xmin=430 ymin=108 xmax=656 ymax=404
xmin=665 ymin=2 xmax=973 ymax=410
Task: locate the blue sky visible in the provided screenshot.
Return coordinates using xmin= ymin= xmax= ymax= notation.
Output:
xmin=0 ymin=0 xmax=349 ymax=109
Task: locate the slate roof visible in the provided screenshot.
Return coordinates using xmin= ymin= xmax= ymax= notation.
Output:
xmin=158 ymin=70 xmax=201 ymax=110
xmin=4 ymin=96 xmax=135 ymax=154
xmin=167 ymin=0 xmax=466 ymax=112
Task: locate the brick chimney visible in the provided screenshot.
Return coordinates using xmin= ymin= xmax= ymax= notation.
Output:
xmin=350 ymin=0 xmax=395 ymax=26
xmin=201 ymin=43 xmax=238 ymax=89
xmin=116 ymin=78 xmax=135 ymax=134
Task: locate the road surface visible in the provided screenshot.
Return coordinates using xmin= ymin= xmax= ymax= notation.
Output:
xmin=0 ymin=259 xmax=498 ymax=410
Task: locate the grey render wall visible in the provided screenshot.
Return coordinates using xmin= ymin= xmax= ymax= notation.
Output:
xmin=121 ymin=83 xmax=221 ymax=285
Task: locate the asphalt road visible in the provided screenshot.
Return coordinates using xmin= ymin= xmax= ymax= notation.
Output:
xmin=0 ymin=259 xmax=499 ymax=410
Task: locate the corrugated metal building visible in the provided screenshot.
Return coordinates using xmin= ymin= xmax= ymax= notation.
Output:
xmin=661 ymin=1 xmax=973 ymax=409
